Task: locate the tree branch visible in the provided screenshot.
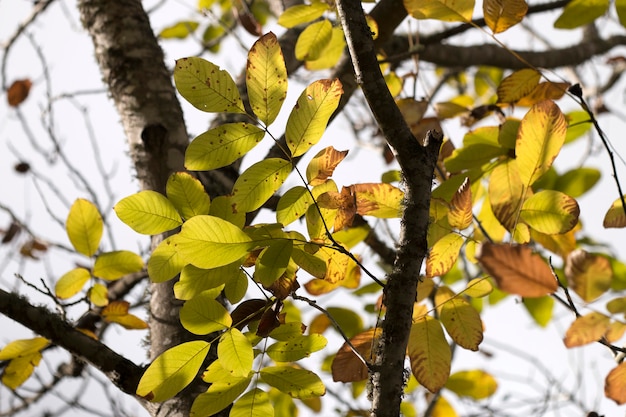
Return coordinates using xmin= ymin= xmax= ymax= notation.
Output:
xmin=335 ymin=2 xmax=442 ymax=417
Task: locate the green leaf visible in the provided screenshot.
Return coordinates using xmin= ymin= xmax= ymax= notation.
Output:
xmin=266 ymin=334 xmax=327 ymax=362
xmin=147 ymin=236 xmax=186 ymax=283
xmin=286 ymin=79 xmax=343 ymax=157
xmin=191 ymin=373 xmax=251 ymax=417
xmin=180 ymin=292 xmax=232 ymax=335
xmin=522 ymin=296 xmax=554 ymax=327
xmin=166 ymin=172 xmax=211 ymax=220
xmin=445 ymin=370 xmax=498 ymax=399
xmin=224 ymin=269 xmax=248 ymax=303
xmin=159 ymin=20 xmax=199 ymax=39
xmin=260 ymin=366 xmax=326 ymax=399
xmin=277 ymin=186 xmax=314 ymax=226
xmin=174 ymin=57 xmax=244 ymax=113
xmin=93 ymin=251 xmax=144 ymax=281
xmin=444 ymin=144 xmax=506 ymax=173
xmin=256 ymin=240 xmax=293 ymax=286
xmin=230 ymin=389 xmax=274 ymax=417
xmin=277 ymin=3 xmax=328 ymax=28
xmin=554 ymin=0 xmax=609 ymax=29
xmin=174 ymin=263 xmax=236 ymax=300
xmin=246 ymin=32 xmax=288 ymax=126
xmin=295 ymin=20 xmax=332 ymax=61
xmin=210 ymin=195 xmax=246 ymax=229
xmin=219 ymin=329 xmax=254 ymax=377
xmin=55 ymin=268 xmax=91 ymax=299
xmin=519 ymin=190 xmax=579 ymax=234
xmin=553 ymin=167 xmax=600 ymax=198
xmin=176 ymin=215 xmax=252 ymax=269
xmin=136 ymin=341 xmax=211 ymax=402
xmin=186 ymin=123 xmax=265 ymax=171
xmin=231 ymin=158 xmax=293 ymax=213
xmin=617 ymin=0 xmax=626 ymax=27
xmin=66 ymin=199 xmax=103 ymax=257
xmin=114 ymin=191 xmax=182 ymax=235
xmin=0 ymin=337 xmax=49 ymax=360
xmin=564 ymin=111 xmax=592 ymax=143
xmin=404 ymin=0 xmax=475 ymax=22
xmin=291 ymin=245 xmax=327 ymax=278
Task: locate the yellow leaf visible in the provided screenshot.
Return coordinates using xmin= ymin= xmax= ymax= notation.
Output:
xmin=435 ymin=287 xmax=483 ymax=351
xmin=516 ymin=82 xmax=570 ymax=107
xmin=603 ymin=195 xmax=626 ymax=228
xmin=88 ymin=283 xmax=109 ymax=307
xmin=496 ymin=69 xmax=540 ymax=104
xmin=463 ymin=278 xmax=493 ymax=298
xmin=617 ymin=0 xmax=626 ymax=28
xmin=114 ymin=191 xmax=182 ymax=235
xmin=66 ymin=199 xmax=103 ymax=257
xmin=530 ymin=227 xmax=577 ymax=259
xmin=191 ymin=373 xmax=251 ymax=416
xmin=277 ymin=3 xmax=328 ymax=28
xmin=426 ymin=233 xmax=464 ymax=278
xmin=565 ymin=249 xmax=612 ymax=302
xmin=476 ymin=242 xmax=557 ymax=297
xmin=260 ymin=366 xmax=326 ymax=399
xmin=0 ymin=337 xmax=49 ymax=360
xmin=180 ymin=292 xmax=232 ymax=334
xmin=219 ymin=329 xmax=253 ymax=377
xmin=55 ymin=267 xmax=91 ymax=299
xmin=231 ymin=158 xmax=293 ymax=213
xmin=448 ymin=178 xmax=473 ymax=229
xmin=295 ymin=19 xmax=332 ymax=61
xmin=353 ymin=183 xmax=404 ymax=218
xmin=137 ymin=340 xmax=211 ymax=401
xmin=446 ymin=370 xmax=497 ymax=399
xmin=166 ymin=172 xmax=211 ymax=219
xmin=230 ymin=388 xmax=274 ymax=417
xmin=305 ymin=27 xmax=346 ymax=71
xmin=2 ymin=352 xmax=42 ymax=389
xmin=102 ymin=301 xmax=148 ymax=330
xmin=174 ymin=263 xmax=234 ymax=300
xmin=159 ymin=20 xmax=199 ymax=39
xmin=147 ymin=236 xmax=186 ymax=283
xmin=605 ymin=321 xmax=626 ymax=343
xmin=563 ymin=312 xmax=610 ymax=348
xmin=404 ymin=0 xmax=474 ymax=22
xmin=331 ymin=328 xmax=381 ymax=382
xmin=431 ymin=395 xmax=459 ymax=417
xmin=286 ymin=79 xmax=343 ymax=157
xmin=93 ymin=250 xmax=145 ymax=281
xmin=516 ymin=100 xmax=567 ymax=187
xmin=483 ymin=0 xmax=527 ymax=33
xmin=519 ymin=190 xmax=579 ymax=234
xmin=306 ymin=147 xmax=349 ymax=186
xmin=408 ymin=316 xmax=451 ymax=392
xmin=522 ymin=296 xmax=553 ymax=327
xmin=606 ymin=362 xmax=626 ymax=404
xmin=247 ymin=32 xmax=288 ymax=126
xmin=554 ymin=0 xmax=610 ymax=29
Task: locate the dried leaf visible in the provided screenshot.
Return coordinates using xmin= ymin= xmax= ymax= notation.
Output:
xmin=331 ymin=328 xmax=381 ymax=382
xmin=7 ymin=79 xmax=32 ymax=107
xmin=565 ymin=249 xmax=612 ymax=302
xmin=563 ymin=312 xmax=610 ymax=348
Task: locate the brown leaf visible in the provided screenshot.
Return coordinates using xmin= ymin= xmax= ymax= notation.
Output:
xmin=231 ymin=299 xmax=268 ymax=330
xmin=565 ymin=249 xmax=612 ymax=302
xmin=306 ymin=146 xmax=349 ymax=186
xmin=517 ymin=82 xmax=570 ymax=107
xmin=606 ymin=362 xmax=626 ymax=404
xmin=7 ymin=79 xmax=32 ymax=107
xmin=2 ymin=222 xmax=21 ymax=244
xmin=448 ymin=177 xmax=473 ymax=229
xmin=257 ymin=301 xmax=282 ymax=337
xmin=331 ymin=328 xmax=380 ymax=382
xmin=317 ymin=187 xmax=356 ymax=231
xmin=476 ymin=242 xmax=557 ymax=297
xmin=563 ymin=312 xmax=610 ymax=348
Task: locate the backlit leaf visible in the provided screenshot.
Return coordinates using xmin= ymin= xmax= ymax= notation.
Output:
xmin=174 ymin=263 xmax=235 ymax=300
xmin=483 ymin=0 xmax=527 ymax=33
xmin=174 ymin=57 xmax=244 ymax=113
xmin=522 ymin=296 xmax=553 ymax=327
xmin=565 ymin=249 xmax=612 ymax=302
xmin=553 ymin=167 xmax=600 ymax=198
xmin=353 ymin=183 xmax=404 ymax=218
xmin=516 ymin=100 xmax=567 ymax=187
xmin=445 ymin=370 xmax=497 ymax=399
xmin=191 ymin=373 xmax=251 ymax=416
xmin=219 ymin=328 xmax=253 ymax=377
xmin=166 ymin=172 xmax=211 ymax=219
xmin=0 ymin=337 xmax=49 ymax=360
xmin=603 ymin=195 xmax=626 ymax=228
xmin=488 ymin=160 xmax=525 ymax=232
xmin=277 ymin=3 xmax=328 ymax=28
xmin=55 ymin=268 xmax=91 ymax=299
xmin=147 ymin=236 xmax=185 ymax=283
xmin=463 ymin=278 xmax=493 ymax=298
xmin=93 ymin=250 xmax=144 ymax=281
xmin=332 ymin=328 xmax=381 ymax=382
xmin=159 ymin=21 xmax=199 ymax=39
xmin=260 ymin=366 xmax=326 ymax=399
xmin=231 ymin=158 xmax=293 ymax=213
xmin=102 ymin=301 xmax=148 ymax=329
xmin=444 ymin=143 xmax=506 ymax=173
xmin=66 ymin=199 xmax=103 ymax=257
xmin=286 ymin=79 xmax=343 ymax=157
xmin=180 ymin=293 xmax=232 ymax=334
xmin=448 ymin=178 xmax=473 ymax=229
xmin=554 ymin=0 xmax=609 ymax=29
xmin=435 ymin=287 xmax=483 ymax=351
xmin=408 ymin=316 xmax=451 ymax=392
xmin=88 ymin=283 xmax=109 ymax=307
xmin=137 ymin=340 xmax=210 ymax=401
xmin=563 ymin=312 xmax=610 ymax=347
xmin=606 ymin=362 xmax=626 ymax=404
xmin=277 ymin=187 xmax=314 ymax=226
xmin=291 ymin=245 xmax=327 ymax=278
xmin=427 ymin=233 xmax=464 ymax=278
xmin=516 ymin=82 xmax=570 ymax=107
xmin=617 ymin=0 xmax=626 ymax=28
xmin=519 ymin=190 xmax=579 ymax=234
xmin=2 ymin=352 xmax=42 ymax=389
xmin=224 ymin=270 xmax=248 ymax=304
xmin=431 ymin=396 xmax=458 ymax=417
xmin=210 ymin=195 xmax=246 ymax=229
xmin=175 ymin=215 xmax=252 ymax=269
xmin=306 ymin=147 xmax=348 ymax=186
xmin=404 ymin=0 xmax=475 ymax=22
xmin=605 ymin=321 xmax=626 ymax=343
xmin=114 ymin=191 xmax=182 ymax=235
xmin=305 ymin=27 xmax=346 ymax=70
xmin=230 ymin=388 xmax=274 ymax=417
xmin=496 ymin=69 xmax=540 ymax=104
xmin=247 ymin=32 xmax=288 ymax=126
xmin=295 ymin=20 xmax=332 ymax=61
xmin=476 ymin=242 xmax=557 ymax=297
xmin=266 ymin=334 xmax=327 ymax=362
xmin=256 ymin=239 xmax=293 ymax=286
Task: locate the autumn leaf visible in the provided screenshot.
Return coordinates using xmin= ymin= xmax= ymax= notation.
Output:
xmin=476 ymin=242 xmax=557 ymax=297
xmin=448 ymin=177 xmax=473 ymax=229
xmin=408 ymin=316 xmax=451 ymax=392
xmin=295 ymin=20 xmax=333 ymax=61
xmin=565 ymin=249 xmax=612 ymax=302
xmin=435 ymin=286 xmax=483 ymax=351
xmin=306 ymin=147 xmax=349 ymax=186
xmin=603 ymin=195 xmax=626 ymax=228
xmin=606 ymin=362 xmax=626 ymax=405
xmin=516 ymin=82 xmax=570 ymax=107
xmin=353 ymin=183 xmax=404 ymax=218
xmin=7 ymin=79 xmax=32 ymax=107
xmin=332 ymin=328 xmax=381 ymax=382
xmin=404 ymin=0 xmax=475 ymax=22
xmin=102 ymin=301 xmax=149 ymax=330
xmin=445 ymin=370 xmax=498 ymax=399
xmin=563 ymin=312 xmax=610 ymax=348
xmin=317 ymin=187 xmax=357 ymax=231
xmin=554 ymin=0 xmax=610 ymax=29
xmin=426 ymin=233 xmax=464 ymax=278
xmin=483 ymin=0 xmax=527 ymax=33
xmin=497 ymin=69 xmax=540 ymax=104
xmin=519 ymin=190 xmax=579 ymax=234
